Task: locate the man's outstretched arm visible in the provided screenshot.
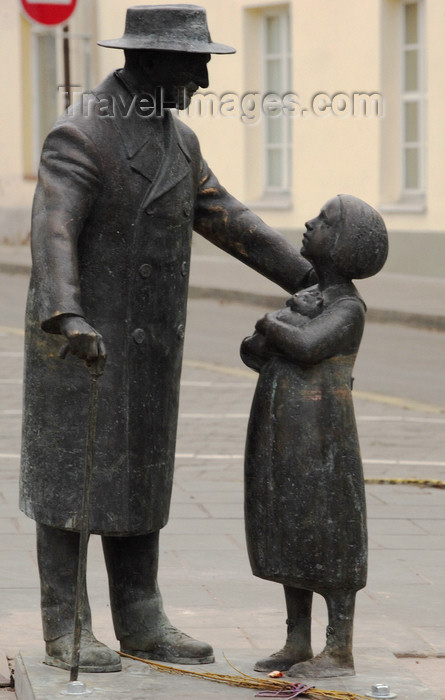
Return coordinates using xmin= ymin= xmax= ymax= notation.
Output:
xmin=193 ymin=159 xmax=315 ymax=294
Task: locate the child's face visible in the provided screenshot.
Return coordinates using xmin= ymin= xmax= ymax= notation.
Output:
xmin=301 ymin=197 xmax=341 ymax=261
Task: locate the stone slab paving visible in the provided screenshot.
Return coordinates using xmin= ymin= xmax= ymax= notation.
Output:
xmin=0 ymin=311 xmax=444 ymax=698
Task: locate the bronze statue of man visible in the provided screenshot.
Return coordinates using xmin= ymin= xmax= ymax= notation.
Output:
xmin=20 ymin=4 xmax=313 ymax=673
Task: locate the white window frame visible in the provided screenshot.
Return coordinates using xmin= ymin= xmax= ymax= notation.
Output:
xmin=29 ymin=7 xmax=94 ymax=171
xmin=261 ymin=7 xmax=292 ymax=196
xmin=31 ymin=25 xmax=58 ymax=169
xmin=400 ymin=0 xmax=425 ymax=198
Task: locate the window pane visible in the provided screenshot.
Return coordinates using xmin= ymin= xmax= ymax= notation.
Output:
xmin=35 ymin=33 xmax=58 ymax=149
xmin=404 ymin=49 xmax=418 ymax=91
xmin=266 ymin=115 xmax=283 ymax=144
xmin=287 ymin=12 xmax=291 ymax=50
xmin=267 ymin=149 xmax=283 ymax=188
xmin=266 ymin=58 xmax=282 ymax=91
xmin=287 ymin=147 xmax=291 ymax=189
xmin=404 ymin=147 xmax=419 ymax=189
xmin=404 ymin=3 xmax=418 ymax=44
xmin=262 ymin=10 xmax=291 ymax=194
xmin=266 ymin=16 xmax=281 ymax=54
xmin=404 ymin=101 xmax=419 ymax=142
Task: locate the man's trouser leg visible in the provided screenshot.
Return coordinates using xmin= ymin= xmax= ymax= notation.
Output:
xmin=102 ymin=530 xmax=214 ymax=664
xmin=37 ymin=522 xmax=92 ymax=641
xmin=36 ymin=522 xmax=121 ymax=672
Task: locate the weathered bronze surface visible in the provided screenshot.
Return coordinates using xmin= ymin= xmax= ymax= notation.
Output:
xmin=19 ymin=4 xmax=313 ymax=672
xmin=242 ymin=195 xmax=388 ymax=678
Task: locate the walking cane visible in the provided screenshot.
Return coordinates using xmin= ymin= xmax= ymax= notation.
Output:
xmin=60 ymin=346 xmax=104 ymax=696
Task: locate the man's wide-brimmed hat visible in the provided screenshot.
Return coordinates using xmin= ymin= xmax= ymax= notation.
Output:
xmin=98 ymin=4 xmax=236 ymax=54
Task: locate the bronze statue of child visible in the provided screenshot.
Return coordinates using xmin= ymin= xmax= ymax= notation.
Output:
xmin=241 ymin=195 xmax=388 ymax=678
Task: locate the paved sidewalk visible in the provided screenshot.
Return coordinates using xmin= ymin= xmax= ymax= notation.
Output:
xmin=3 ymin=358 xmax=445 ymax=699
xmin=0 ymin=246 xmax=444 ymax=698
xmin=1 ymin=242 xmax=445 ymax=330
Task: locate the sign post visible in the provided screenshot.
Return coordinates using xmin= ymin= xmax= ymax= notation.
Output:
xmin=20 ymin=0 xmax=78 ymax=109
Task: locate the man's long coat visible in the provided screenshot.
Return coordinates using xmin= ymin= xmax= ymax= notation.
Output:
xmin=20 ymin=71 xmax=312 ymax=535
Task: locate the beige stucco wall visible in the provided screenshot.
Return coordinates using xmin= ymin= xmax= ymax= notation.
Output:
xmin=0 ymin=1 xmax=35 ymax=242
xmin=96 ymin=0 xmax=384 ymax=223
xmin=2 ymin=0 xmax=445 ymax=273
xmin=290 ymin=0 xmax=381 ymax=223
xmin=424 ymin=0 xmax=445 ymax=227
xmin=96 ymin=0 xmax=445 ymax=276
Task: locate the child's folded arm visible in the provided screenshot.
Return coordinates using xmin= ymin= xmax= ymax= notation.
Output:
xmin=259 ymin=299 xmax=365 ymax=365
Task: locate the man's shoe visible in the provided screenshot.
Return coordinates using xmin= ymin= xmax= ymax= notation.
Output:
xmin=121 ymin=624 xmax=214 ymax=664
xmin=45 ymin=630 xmax=122 ymax=673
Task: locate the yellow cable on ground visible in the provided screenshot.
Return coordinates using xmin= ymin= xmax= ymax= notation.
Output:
xmin=353 ymin=390 xmax=445 ymax=415
xmin=0 ymin=325 xmax=25 ymax=336
xmin=119 ymin=652 xmax=369 ymax=699
xmin=184 ymin=358 xmax=254 ymax=379
xmin=365 ymin=477 xmax=445 ymax=489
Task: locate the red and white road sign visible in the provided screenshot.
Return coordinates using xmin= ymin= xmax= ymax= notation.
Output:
xmin=20 ymin=0 xmax=77 ymax=26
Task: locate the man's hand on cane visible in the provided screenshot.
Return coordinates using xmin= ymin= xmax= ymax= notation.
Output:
xmin=58 ymin=315 xmax=107 ymax=374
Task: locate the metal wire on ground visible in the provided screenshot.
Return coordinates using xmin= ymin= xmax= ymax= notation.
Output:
xmin=118 ymin=651 xmax=370 ymax=699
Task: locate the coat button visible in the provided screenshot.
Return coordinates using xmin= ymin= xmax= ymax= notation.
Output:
xmin=181 ymin=261 xmax=188 ymax=277
xmin=182 ymin=202 xmax=192 ymax=217
xmin=176 ymin=324 xmax=185 ymax=340
xmin=139 ymin=263 xmax=152 ymax=279
xmin=146 ymin=205 xmax=155 ymax=215
xmin=132 ymin=328 xmax=145 ymax=344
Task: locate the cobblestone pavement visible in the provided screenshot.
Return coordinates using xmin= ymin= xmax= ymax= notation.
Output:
xmin=0 ymin=291 xmax=444 ymax=698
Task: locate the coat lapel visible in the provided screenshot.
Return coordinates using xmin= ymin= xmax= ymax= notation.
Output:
xmin=141 ymin=112 xmax=191 ymax=210
xmin=104 ymin=73 xmax=192 ymax=211
xmin=91 ymin=71 xmax=159 ymax=183
xmin=127 ymin=137 xmax=163 ymax=184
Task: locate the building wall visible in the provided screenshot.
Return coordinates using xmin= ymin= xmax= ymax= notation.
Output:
xmin=1 ymin=0 xmax=445 ymax=275
xmin=0 ymin=2 xmax=35 ymax=242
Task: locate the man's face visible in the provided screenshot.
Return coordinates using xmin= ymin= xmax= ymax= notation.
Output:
xmin=141 ymin=51 xmax=210 ymax=109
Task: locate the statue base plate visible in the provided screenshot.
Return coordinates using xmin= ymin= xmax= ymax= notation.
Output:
xmin=14 ymin=648 xmax=438 ymax=700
